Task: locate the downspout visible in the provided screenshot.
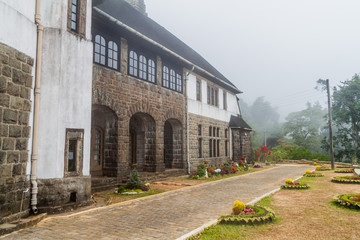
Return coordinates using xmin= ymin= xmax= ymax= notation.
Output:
xmin=185 ymin=66 xmax=195 ymax=174
xmin=30 ymin=0 xmax=43 ymax=214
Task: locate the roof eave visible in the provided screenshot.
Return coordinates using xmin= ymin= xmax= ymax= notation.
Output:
xmin=93 ymin=7 xmax=242 ymax=94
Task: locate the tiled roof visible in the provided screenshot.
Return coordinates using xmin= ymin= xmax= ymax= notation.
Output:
xmin=229 ymin=115 xmax=252 ymax=130
xmin=93 ymin=0 xmax=241 ymax=93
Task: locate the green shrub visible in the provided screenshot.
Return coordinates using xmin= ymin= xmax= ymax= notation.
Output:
xmin=126 ymin=169 xmax=143 ymax=189
xmin=196 ymin=163 xmax=207 ymax=177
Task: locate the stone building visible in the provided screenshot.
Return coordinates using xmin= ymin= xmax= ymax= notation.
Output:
xmin=0 ymin=0 xmax=252 ymax=222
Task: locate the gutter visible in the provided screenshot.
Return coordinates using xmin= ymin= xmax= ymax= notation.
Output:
xmin=93 ymin=7 xmax=242 ymax=94
xmin=30 ymin=0 xmax=43 ymax=214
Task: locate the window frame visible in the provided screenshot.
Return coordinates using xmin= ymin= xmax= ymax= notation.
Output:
xmin=196 ymin=79 xmax=201 ymax=101
xmin=128 ymin=48 xmax=157 ymax=84
xmin=162 ymin=63 xmax=183 ymax=93
xmin=64 ymin=128 xmax=84 ymax=177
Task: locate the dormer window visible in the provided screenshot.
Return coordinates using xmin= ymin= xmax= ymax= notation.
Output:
xmin=162 ymin=64 xmax=182 ymax=93
xmin=128 ymin=48 xmax=156 ymax=84
xmin=94 ymin=35 xmax=106 ymax=65
xmin=107 ymin=41 xmax=118 ymax=69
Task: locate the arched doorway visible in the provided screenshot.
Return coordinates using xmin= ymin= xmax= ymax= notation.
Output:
xmin=164 ymin=119 xmax=183 ymax=169
xmin=129 ymin=113 xmax=156 ymax=172
xmin=91 ymin=105 xmax=118 ymax=177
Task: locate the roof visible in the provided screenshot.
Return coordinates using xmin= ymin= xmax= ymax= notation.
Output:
xmin=92 ymin=0 xmax=241 ymax=94
xmin=229 ymin=115 xmax=252 ymax=130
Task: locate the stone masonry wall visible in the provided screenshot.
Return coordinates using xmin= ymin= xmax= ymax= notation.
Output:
xmin=232 ymin=129 xmax=253 ymax=163
xmin=0 ymin=43 xmax=33 ymax=220
xmin=188 ymin=113 xmax=230 ymax=171
xmin=92 ymin=37 xmax=186 ymax=180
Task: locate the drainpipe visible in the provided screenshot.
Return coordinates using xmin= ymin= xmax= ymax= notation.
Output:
xmin=30 ymin=0 xmax=43 ymax=214
xmin=185 ymin=66 xmax=195 ymax=174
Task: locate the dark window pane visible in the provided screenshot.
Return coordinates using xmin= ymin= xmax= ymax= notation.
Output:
xmin=68 ymin=140 xmax=77 ymax=172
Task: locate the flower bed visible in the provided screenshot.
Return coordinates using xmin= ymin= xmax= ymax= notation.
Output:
xmin=334 ymin=169 xmax=354 ymax=173
xmin=280 ymin=178 xmax=310 ymax=190
xmin=315 ymin=165 xmax=331 ymax=171
xmin=218 ymin=200 xmax=275 ymax=225
xmin=336 ymin=165 xmax=353 ymax=169
xmin=334 ymin=194 xmax=360 ymax=209
xmin=303 ymin=170 xmax=323 ymax=177
xmin=331 ymin=176 xmax=360 ymax=184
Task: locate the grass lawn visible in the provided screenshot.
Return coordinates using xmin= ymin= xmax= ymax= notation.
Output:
xmin=189 ymin=169 xmax=360 ymax=240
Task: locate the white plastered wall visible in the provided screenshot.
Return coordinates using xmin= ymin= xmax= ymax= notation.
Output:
xmin=187 ymin=73 xmax=240 ymax=122
xmin=0 ymin=1 xmax=37 ymax=177
xmin=36 ymin=0 xmax=93 ymax=178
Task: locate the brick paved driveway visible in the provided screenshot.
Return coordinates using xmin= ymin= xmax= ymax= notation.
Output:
xmin=1 ymin=165 xmax=309 ymax=240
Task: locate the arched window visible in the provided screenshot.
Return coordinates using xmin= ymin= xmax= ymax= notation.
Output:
xmin=170 ymin=69 xmax=176 ymax=90
xmin=129 ymin=50 xmax=138 ymax=77
xmin=139 ymin=55 xmax=147 ymax=80
xmin=162 ymin=66 xmax=169 ymax=88
xmin=148 ymin=59 xmax=156 ymax=83
xmin=176 ymin=73 xmax=182 ymax=92
xmin=107 ymin=41 xmax=118 ymax=69
xmin=94 ymin=35 xmax=106 ymax=65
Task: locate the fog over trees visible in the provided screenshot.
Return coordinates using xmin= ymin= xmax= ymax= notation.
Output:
xmin=239 ymin=73 xmax=360 ymax=163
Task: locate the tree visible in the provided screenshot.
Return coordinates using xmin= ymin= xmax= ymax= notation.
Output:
xmin=331 ymin=74 xmax=360 ymax=162
xmin=239 ymin=97 xmax=283 ymax=148
xmin=283 ymin=102 xmax=327 ymax=153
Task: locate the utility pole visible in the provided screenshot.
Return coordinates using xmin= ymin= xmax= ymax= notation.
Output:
xmin=326 ymin=79 xmax=335 ymax=169
xmin=264 ymin=130 xmax=267 ymax=147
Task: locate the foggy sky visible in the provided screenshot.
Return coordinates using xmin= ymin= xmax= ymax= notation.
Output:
xmin=146 ymin=0 xmax=360 ymax=120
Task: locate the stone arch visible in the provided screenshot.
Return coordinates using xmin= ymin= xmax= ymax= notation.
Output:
xmin=129 ymin=112 xmax=157 ymax=172
xmin=163 ymin=108 xmax=183 ymax=125
xmin=127 ymin=99 xmax=160 ymax=123
xmin=164 ymin=118 xmax=183 ymax=169
xmin=92 ymin=88 xmax=121 ymax=115
xmin=91 ymin=104 xmax=118 ymax=177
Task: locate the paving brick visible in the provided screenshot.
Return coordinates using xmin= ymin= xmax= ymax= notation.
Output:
xmin=2 ymin=165 xmax=309 ymax=240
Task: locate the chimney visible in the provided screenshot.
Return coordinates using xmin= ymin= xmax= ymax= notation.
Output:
xmin=124 ymin=0 xmax=147 ymax=16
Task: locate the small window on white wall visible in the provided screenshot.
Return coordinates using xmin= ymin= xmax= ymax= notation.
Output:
xmin=64 ymin=129 xmax=84 ymax=177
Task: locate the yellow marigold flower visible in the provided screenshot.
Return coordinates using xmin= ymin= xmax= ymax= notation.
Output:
xmin=316 ymin=165 xmax=321 ymax=169
xmin=285 ymin=178 xmax=293 ymax=184
xmin=313 ymin=162 xmax=317 ymax=165
xmin=233 ymin=200 xmax=246 ymax=211
xmin=306 ymin=170 xmax=312 ymax=174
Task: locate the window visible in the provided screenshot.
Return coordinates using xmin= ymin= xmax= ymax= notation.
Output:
xmin=94 ymin=35 xmax=106 ymax=65
xmin=215 ymin=89 xmax=219 ymax=107
xmin=107 ymin=41 xmax=118 ymax=69
xmin=207 ymin=86 xmax=210 ymax=104
xmin=129 ymin=50 xmax=138 ymax=77
xmin=94 ymin=35 xmax=120 ymax=70
xmin=211 ymin=88 xmax=214 ymax=105
xmin=170 ymin=70 xmax=176 ymax=90
xmin=148 ymin=59 xmax=156 ymax=83
xmin=207 ymin=84 xmax=219 ymax=107
xmin=162 ymin=66 xmax=169 ymax=88
xmin=67 ymin=0 xmax=86 ymax=37
xmin=128 ymin=49 xmax=156 ymax=83
xmin=176 ymin=73 xmax=182 ymax=92
xmin=213 ymin=139 xmax=216 ymax=157
xmin=196 ymin=80 xmax=201 ymax=101
xmin=68 ymin=140 xmax=77 ymax=172
xmin=223 ymin=92 xmax=227 ymax=110
xmin=198 ymin=125 xmax=202 ymax=158
xmin=217 ymin=128 xmax=220 ymax=137
xmin=91 ymin=126 xmax=103 ymax=170
xmin=139 ymin=55 xmax=147 ymax=80
xmin=209 ymin=126 xmax=212 ymax=137
xmin=217 ymin=140 xmax=220 ymax=157
xmin=225 ymin=128 xmax=229 ymax=156
xmin=64 ymin=129 xmax=84 ymax=177
xmin=162 ymin=64 xmax=182 ymax=93
xmin=209 ymin=139 xmax=212 ymax=157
